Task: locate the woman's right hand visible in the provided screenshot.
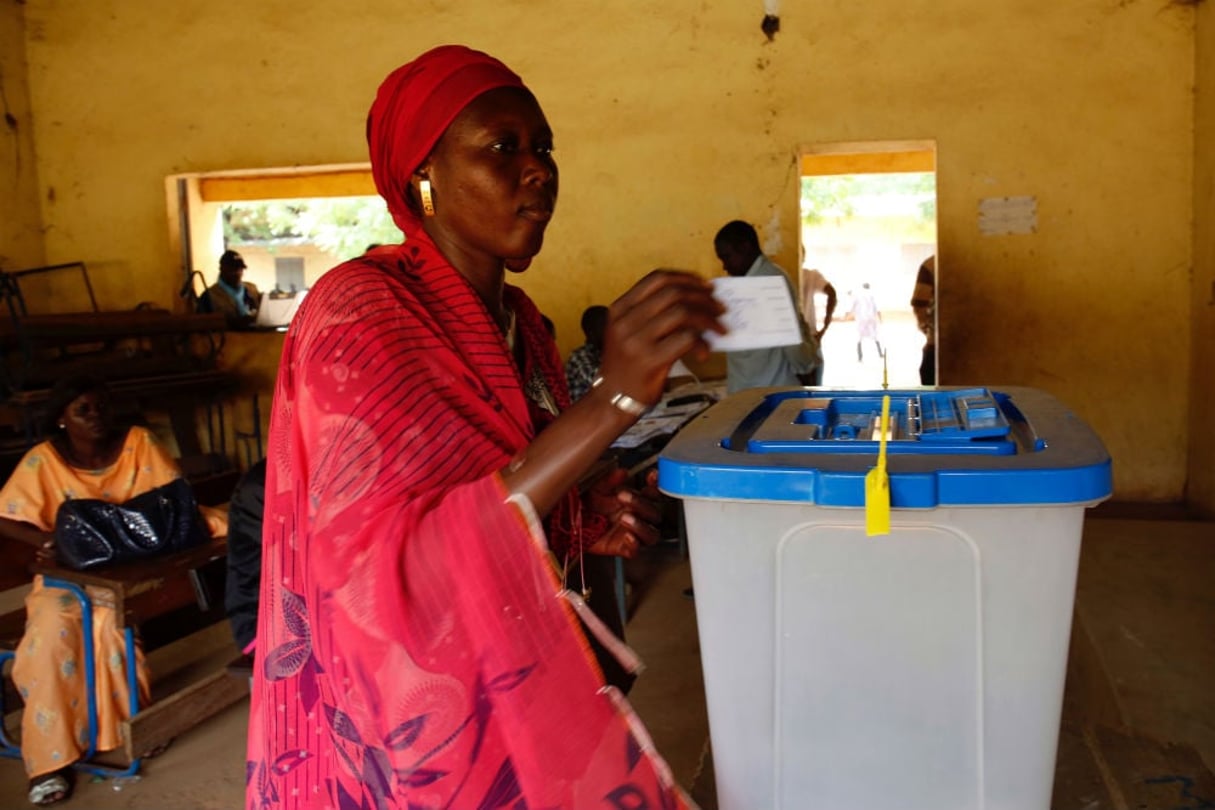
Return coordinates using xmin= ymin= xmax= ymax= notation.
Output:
xmin=500 ymin=270 xmax=724 ymax=519
xmin=596 ymin=270 xmax=726 ymax=410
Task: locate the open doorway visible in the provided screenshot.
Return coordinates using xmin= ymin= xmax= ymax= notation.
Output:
xmin=798 ymin=143 xmax=937 ymax=388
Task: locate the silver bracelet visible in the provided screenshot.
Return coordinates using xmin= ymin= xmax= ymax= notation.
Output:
xmin=591 ymin=376 xmax=649 ymax=416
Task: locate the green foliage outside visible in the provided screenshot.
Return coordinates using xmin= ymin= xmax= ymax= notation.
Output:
xmin=223 ymin=197 xmax=403 ymax=261
xmin=801 ymin=173 xmax=936 ymax=243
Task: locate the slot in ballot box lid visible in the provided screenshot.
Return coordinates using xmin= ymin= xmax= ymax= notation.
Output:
xmin=657 ymin=386 xmax=1112 ymax=508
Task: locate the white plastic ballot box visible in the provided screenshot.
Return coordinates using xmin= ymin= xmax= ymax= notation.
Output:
xmin=658 ymin=386 xmax=1112 ymax=810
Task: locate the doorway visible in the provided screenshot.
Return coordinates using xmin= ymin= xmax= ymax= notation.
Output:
xmin=798 ymin=143 xmax=937 ymax=388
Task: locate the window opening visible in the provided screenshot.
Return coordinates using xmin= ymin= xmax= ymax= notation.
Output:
xmin=167 ymin=165 xmax=403 ymax=305
xmin=273 ymin=257 xmax=306 ymax=294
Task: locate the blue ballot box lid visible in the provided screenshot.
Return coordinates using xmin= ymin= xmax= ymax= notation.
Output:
xmin=657 ymin=386 xmax=1112 ymax=508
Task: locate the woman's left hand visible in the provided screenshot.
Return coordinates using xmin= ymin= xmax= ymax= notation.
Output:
xmin=584 ymin=467 xmax=663 ymax=559
xmin=34 ymin=538 xmax=56 ymax=566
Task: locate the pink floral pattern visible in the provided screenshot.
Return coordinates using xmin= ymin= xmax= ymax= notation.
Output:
xmin=246 ymin=234 xmax=692 ymax=809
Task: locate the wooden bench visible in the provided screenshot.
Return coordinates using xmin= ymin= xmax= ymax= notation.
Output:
xmin=0 ymin=310 xmax=228 ymax=394
xmin=0 ymin=305 xmax=242 ymax=475
xmin=30 ymin=537 xmax=229 ymax=634
xmin=2 ymin=534 xmax=248 ymax=771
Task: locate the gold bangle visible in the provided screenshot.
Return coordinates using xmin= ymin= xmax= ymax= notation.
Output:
xmin=591 ymin=376 xmax=649 ymax=416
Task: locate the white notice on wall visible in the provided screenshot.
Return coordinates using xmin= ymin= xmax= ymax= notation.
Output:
xmin=704 ymin=275 xmax=802 ymax=352
xmin=978 ymin=195 xmax=1037 ymax=236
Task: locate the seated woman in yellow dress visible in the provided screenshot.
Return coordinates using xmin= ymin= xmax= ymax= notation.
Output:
xmin=0 ymin=375 xmax=227 ymax=806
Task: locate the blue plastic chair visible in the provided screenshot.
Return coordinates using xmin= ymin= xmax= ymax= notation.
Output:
xmin=0 ymin=577 xmax=143 ymax=778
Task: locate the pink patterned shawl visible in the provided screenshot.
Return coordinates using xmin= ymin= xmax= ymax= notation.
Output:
xmin=244 ymin=225 xmax=693 ymax=808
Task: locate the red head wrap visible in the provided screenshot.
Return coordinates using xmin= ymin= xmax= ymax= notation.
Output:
xmin=367 ymin=45 xmax=526 ymax=236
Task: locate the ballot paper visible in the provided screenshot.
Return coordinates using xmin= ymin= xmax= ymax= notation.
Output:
xmin=705 ymin=275 xmax=803 ymax=351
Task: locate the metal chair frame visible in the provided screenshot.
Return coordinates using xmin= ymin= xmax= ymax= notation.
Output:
xmin=0 ymin=577 xmax=142 ymax=778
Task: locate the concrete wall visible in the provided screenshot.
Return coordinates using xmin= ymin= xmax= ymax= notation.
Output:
xmin=0 ymin=0 xmax=43 ymax=271
xmin=1191 ymin=0 xmax=1215 ymax=518
xmin=8 ymin=0 xmax=1204 ymax=503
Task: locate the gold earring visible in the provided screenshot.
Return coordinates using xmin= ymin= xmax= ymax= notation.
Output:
xmin=419 ymin=179 xmax=435 ymax=217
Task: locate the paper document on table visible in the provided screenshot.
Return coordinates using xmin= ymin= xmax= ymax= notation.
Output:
xmin=705 ymin=275 xmax=803 ymax=351
xmin=610 ymin=415 xmax=692 ymax=449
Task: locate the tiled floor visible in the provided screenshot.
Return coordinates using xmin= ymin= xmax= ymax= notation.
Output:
xmin=1 ymin=514 xmax=1211 ymax=808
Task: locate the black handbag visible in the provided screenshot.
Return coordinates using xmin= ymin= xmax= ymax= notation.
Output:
xmin=54 ymin=478 xmax=210 ymax=571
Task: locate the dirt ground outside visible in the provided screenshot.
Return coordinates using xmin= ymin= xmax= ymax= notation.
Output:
xmin=819 ymin=309 xmax=926 ymax=389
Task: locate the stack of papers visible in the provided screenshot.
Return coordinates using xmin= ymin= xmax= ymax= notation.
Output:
xmin=610 ymin=381 xmax=726 ymax=449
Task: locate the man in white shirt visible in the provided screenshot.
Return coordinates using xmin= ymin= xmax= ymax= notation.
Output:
xmin=799 ymin=265 xmax=838 ymax=385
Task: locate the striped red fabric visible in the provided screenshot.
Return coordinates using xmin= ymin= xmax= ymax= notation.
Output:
xmin=245 ymin=233 xmax=693 ymax=809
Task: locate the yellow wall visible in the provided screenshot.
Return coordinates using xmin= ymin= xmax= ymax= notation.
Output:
xmin=1192 ymin=1 xmax=1215 ymax=518
xmin=0 ymin=1 xmax=43 ymax=271
xmin=8 ymin=0 xmax=1206 ymax=503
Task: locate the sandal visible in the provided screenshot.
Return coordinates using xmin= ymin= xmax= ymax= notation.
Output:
xmin=28 ymin=770 xmax=72 ymax=806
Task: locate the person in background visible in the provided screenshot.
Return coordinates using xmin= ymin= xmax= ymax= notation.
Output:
xmin=714 ymin=220 xmax=817 ymax=393
xmin=565 ymin=304 xmax=608 ymax=401
xmin=849 ymin=282 xmax=884 ymax=362
xmin=224 ymin=458 xmax=266 ymax=655
xmin=799 ymin=262 xmax=838 ymax=385
xmin=245 ymin=45 xmax=724 ymax=810
xmin=0 ymin=375 xmax=227 ymax=806
xmin=563 ymin=303 xmax=632 ymax=663
xmin=911 ymin=255 xmax=936 ymax=384
xmin=197 ymin=250 xmax=259 ymax=326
